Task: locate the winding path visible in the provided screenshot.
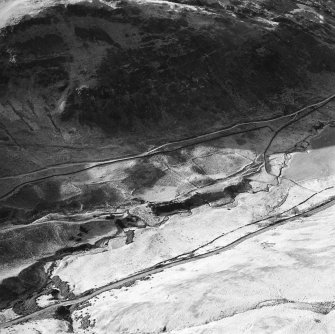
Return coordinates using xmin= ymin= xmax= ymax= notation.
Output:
xmin=1 ymin=93 xmax=335 ymax=201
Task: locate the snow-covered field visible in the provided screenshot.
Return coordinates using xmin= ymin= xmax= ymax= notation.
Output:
xmin=69 ymin=204 xmax=335 ymax=333
xmin=5 ymin=203 xmax=335 ymax=333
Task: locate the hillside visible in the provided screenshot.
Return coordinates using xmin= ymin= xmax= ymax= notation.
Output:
xmin=1 ymin=1 xmax=335 ymax=333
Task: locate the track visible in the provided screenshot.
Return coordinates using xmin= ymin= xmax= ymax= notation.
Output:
xmin=1 ymin=94 xmax=335 ymax=202
xmin=2 ymin=94 xmax=334 ymax=181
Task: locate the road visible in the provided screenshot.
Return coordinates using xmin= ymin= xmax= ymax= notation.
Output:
xmin=1 ymin=192 xmax=335 ymax=329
